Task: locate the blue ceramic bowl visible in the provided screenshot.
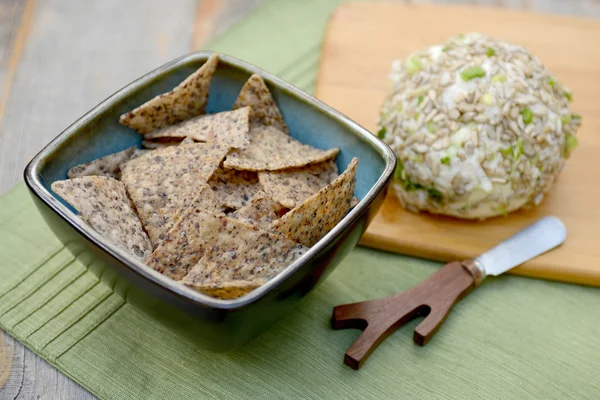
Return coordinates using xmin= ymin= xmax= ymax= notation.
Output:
xmin=24 ymin=51 xmax=396 ymax=351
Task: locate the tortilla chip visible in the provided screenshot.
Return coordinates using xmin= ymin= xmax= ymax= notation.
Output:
xmin=223 ymin=126 xmax=339 ymax=171
xmin=144 ymin=107 xmax=250 ymax=149
xmin=208 ymin=166 xmax=262 ymax=210
xmin=170 ymin=183 xmax=222 ymax=225
xmin=258 ymin=158 xmax=339 ymax=209
xmin=67 ymin=146 xmax=144 ymax=179
xmin=121 ymin=143 xmax=228 ymax=246
xmin=184 ymin=279 xmax=265 ymax=299
xmin=146 ymin=208 xmax=224 ymax=280
xmin=230 ymin=191 xmax=277 ymax=231
xmin=180 ymin=216 xmax=308 ymax=293
xmin=272 ymin=158 xmax=358 ymax=247
xmin=119 ymin=54 xmax=219 ymax=134
xmin=233 ymin=74 xmax=288 ymax=133
xmin=51 ymin=176 xmax=152 ymax=261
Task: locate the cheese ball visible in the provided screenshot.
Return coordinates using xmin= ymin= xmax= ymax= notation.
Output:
xmin=378 ymin=33 xmax=581 ymax=219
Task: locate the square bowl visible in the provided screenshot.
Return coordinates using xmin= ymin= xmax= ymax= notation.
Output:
xmin=24 ymin=51 xmax=396 ymax=351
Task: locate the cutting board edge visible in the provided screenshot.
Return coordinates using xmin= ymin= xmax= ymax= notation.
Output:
xmin=358 ymin=234 xmax=600 ymax=287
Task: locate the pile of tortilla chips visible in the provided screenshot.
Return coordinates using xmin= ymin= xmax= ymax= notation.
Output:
xmin=52 ymin=54 xmax=359 ymax=299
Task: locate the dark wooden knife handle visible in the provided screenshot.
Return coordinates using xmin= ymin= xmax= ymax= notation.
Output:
xmin=331 ymin=261 xmax=477 ymax=370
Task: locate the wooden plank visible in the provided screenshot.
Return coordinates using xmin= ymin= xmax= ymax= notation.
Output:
xmin=0 ymin=334 xmax=11 ymax=390
xmin=192 ymin=0 xmax=226 ymax=50
xmin=316 ymin=2 xmax=600 ymax=286
xmin=0 ymin=0 xmax=29 ymax=128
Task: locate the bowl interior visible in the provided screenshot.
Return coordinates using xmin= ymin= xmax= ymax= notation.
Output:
xmin=34 ymin=54 xmax=388 ymax=207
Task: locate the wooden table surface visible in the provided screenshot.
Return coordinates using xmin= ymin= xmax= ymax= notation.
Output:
xmin=0 ymin=0 xmax=599 ymax=398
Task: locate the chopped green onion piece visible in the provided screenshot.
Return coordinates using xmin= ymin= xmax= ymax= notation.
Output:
xmin=441 ymin=47 xmax=449 ymax=52
xmin=417 ymin=95 xmax=424 ymax=106
xmin=548 ymin=78 xmax=556 ymax=88
xmin=492 ymin=74 xmax=506 ymax=83
xmin=440 ymin=156 xmax=450 ymax=165
xmin=529 ymin=155 xmax=539 ymax=166
xmin=414 ymin=112 xmax=420 ymax=121
xmin=560 ymin=114 xmax=571 ymax=124
xmin=500 ymin=147 xmax=513 ymax=156
xmin=407 ymin=56 xmax=423 ymax=74
xmin=494 ymin=205 xmax=509 ymax=218
xmin=571 ymin=113 xmax=581 ymax=121
xmin=460 ymin=66 xmax=485 ymax=81
xmin=394 ymin=161 xmax=404 ymax=181
xmin=520 ymin=107 xmax=533 ymax=124
xmin=566 ymin=134 xmax=578 ymax=153
xmin=406 ymin=182 xmax=424 ymax=191
xmin=481 ymin=93 xmax=493 ymax=105
xmin=565 ymin=91 xmax=573 ymax=102
xmin=426 ymin=121 xmax=436 ymax=133
xmin=428 ymin=188 xmax=443 ymax=202
xmin=377 ymin=126 xmax=387 ymax=139
xmin=486 ymin=47 xmax=495 ymax=57
xmin=514 ymin=139 xmax=524 ymax=159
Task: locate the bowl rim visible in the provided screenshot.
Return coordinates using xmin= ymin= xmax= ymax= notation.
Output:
xmin=24 ymin=50 xmax=396 ymax=310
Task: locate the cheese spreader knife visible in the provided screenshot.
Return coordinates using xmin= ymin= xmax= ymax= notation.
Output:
xmin=331 ymin=216 xmax=567 ymax=370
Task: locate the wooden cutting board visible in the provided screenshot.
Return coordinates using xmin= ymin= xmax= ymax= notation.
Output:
xmin=316 ymin=2 xmax=600 ymax=286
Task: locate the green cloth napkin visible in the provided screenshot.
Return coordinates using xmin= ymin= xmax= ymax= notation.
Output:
xmin=1 ymin=1 xmax=599 ymax=398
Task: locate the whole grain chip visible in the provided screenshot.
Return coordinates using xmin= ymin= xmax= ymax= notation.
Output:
xmin=208 ymin=166 xmax=262 ymax=210
xmin=233 ymin=74 xmax=288 ymax=133
xmin=258 ymin=158 xmax=339 ymax=209
xmin=119 ymin=54 xmax=218 ymax=134
xmin=170 ymin=183 xmax=222 ymax=227
xmin=121 ymin=143 xmax=228 ymax=247
xmin=144 ymin=107 xmax=250 ymax=150
xmin=67 ymin=146 xmax=141 ymax=179
xmin=146 ymin=208 xmax=224 ymax=280
xmin=223 ymin=126 xmax=339 ymax=171
xmin=180 ymin=216 xmax=308 ymax=298
xmin=51 ymin=176 xmax=152 ymax=261
xmin=231 ymin=191 xmax=278 ymax=231
xmin=272 ymin=157 xmax=358 ymax=247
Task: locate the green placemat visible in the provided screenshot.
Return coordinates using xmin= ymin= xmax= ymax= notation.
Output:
xmin=1 ymin=1 xmax=599 ymax=398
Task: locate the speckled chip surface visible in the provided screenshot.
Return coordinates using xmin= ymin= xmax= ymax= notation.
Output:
xmin=170 ymin=183 xmax=222 ymax=228
xmin=224 ymin=126 xmax=339 ymax=171
xmin=121 ymin=143 xmax=228 ymax=247
xmin=181 ymin=216 xmax=308 ymax=297
xmin=273 ymin=158 xmax=358 ymax=247
xmin=67 ymin=146 xmax=144 ymax=179
xmin=51 ymin=176 xmax=152 ymax=261
xmin=258 ymin=159 xmax=339 ymax=209
xmin=230 ymin=191 xmax=278 ymax=231
xmin=144 ymin=107 xmax=250 ymax=149
xmin=119 ymin=54 xmax=218 ymax=134
xmin=233 ymin=74 xmax=288 ymax=133
xmin=146 ymin=208 xmax=224 ymax=280
xmin=208 ymin=166 xmax=262 ymax=210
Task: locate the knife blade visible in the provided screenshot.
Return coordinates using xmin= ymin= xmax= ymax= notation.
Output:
xmin=475 ymin=216 xmax=567 ymax=279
